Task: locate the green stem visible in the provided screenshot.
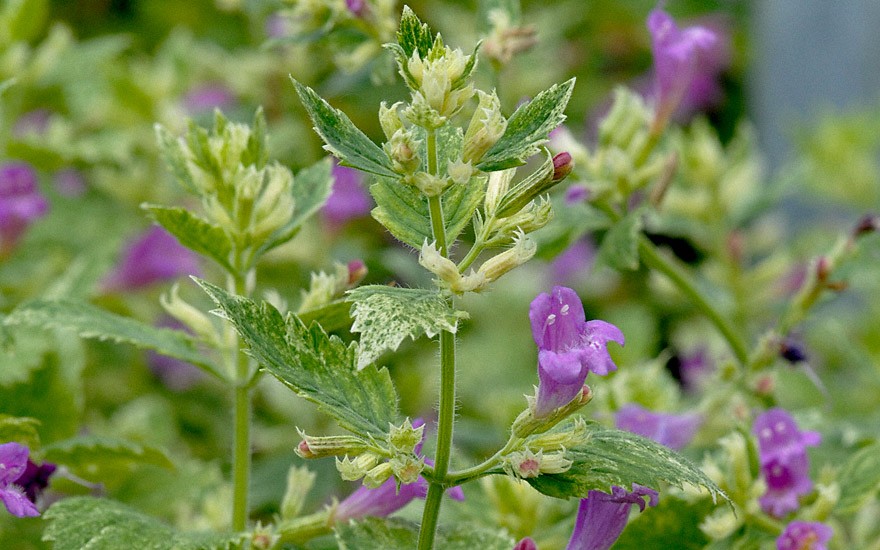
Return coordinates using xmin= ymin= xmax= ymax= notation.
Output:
xmin=637 ymin=236 xmax=750 ymax=366
xmin=447 ymin=436 xmax=522 ymax=485
xmin=417 ymin=128 xmax=457 ymax=550
xmin=228 ymin=269 xmax=253 ymax=532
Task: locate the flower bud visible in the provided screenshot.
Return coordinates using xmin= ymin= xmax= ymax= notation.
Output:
xmin=412 ymin=172 xmax=448 ymax=197
xmin=378 ymin=101 xmax=405 ymax=140
xmin=503 ymin=449 xmax=572 ymax=479
xmin=160 ymin=284 xmax=220 ymax=346
xmin=388 ymin=418 xmax=425 ymax=454
xmin=463 ymin=90 xmax=507 ymax=164
xmin=384 ymin=128 xmax=421 ymax=173
xmin=389 ymin=454 xmax=424 ymax=484
xmin=296 ymin=431 xmax=369 ymax=459
xmin=447 ymin=159 xmax=474 ymax=185
xmin=528 ymin=417 xmax=588 ymax=452
xmin=552 ymin=152 xmax=573 ymax=181
xmin=853 ymin=213 xmax=879 ymax=237
xmin=281 ymin=465 xmax=317 ymax=519
xmin=336 ymin=453 xmax=382 ymax=481
xmin=476 ymin=231 xmax=536 ymax=284
xmin=362 ymin=461 xmax=394 ymax=488
xmin=484 ymin=168 xmax=515 ymax=216
xmin=494 ymin=150 xmax=557 ymax=218
xmin=250 ymin=522 xmax=279 ymax=550
xmin=419 ymin=240 xmax=460 ymax=284
xmin=347 ymin=259 xmax=368 ymax=286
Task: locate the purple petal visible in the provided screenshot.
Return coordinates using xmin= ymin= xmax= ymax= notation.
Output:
xmin=753 ymin=408 xmax=821 ymax=465
xmin=615 ymin=404 xmax=702 ymax=451
xmin=0 ymin=443 xmax=29 ymax=485
xmin=566 ymin=484 xmax=658 ymax=550
xmin=777 ymin=521 xmax=833 ymax=550
xmin=0 ymin=162 xmax=49 ymax=249
xmin=759 ymin=453 xmax=814 ymax=517
xmin=513 ymin=538 xmax=538 ymax=550
xmin=549 ymin=238 xmax=596 ymax=286
xmin=335 ymin=476 xmax=428 ymax=522
xmin=323 ymin=163 xmax=372 ymax=226
xmin=0 ymin=485 xmax=40 ymax=517
xmin=102 ymin=225 xmax=201 ymax=292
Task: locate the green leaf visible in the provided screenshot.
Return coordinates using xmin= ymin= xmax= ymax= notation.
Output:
xmin=0 ymin=324 xmax=52 ymax=387
xmin=613 ymin=496 xmax=712 ymax=549
xmin=526 ymin=421 xmax=728 ymax=504
xmin=298 ymin=300 xmax=353 ymax=333
xmin=370 ymin=176 xmax=485 ymax=249
xmin=477 ymin=78 xmax=575 ymax=172
xmin=257 ymin=157 xmax=334 ymax=256
xmin=347 ymin=285 xmax=462 ymax=369
xmin=597 ymin=210 xmax=643 ymax=271
xmin=42 ymin=435 xmax=175 ymax=473
xmin=396 ymin=5 xmax=435 ymax=58
xmin=196 ymin=280 xmax=399 ymax=437
xmin=3 ymin=299 xmax=223 ymax=380
xmin=0 ymin=415 xmax=41 ymax=449
xmin=335 ymin=518 xmax=515 ymax=550
xmin=43 ymin=497 xmax=245 ymax=550
xmin=143 ymin=205 xmax=234 ymax=272
xmin=835 ymin=441 xmax=880 ymax=514
xmin=293 ymin=79 xmax=398 ymax=178
xmin=155 ymin=123 xmax=199 ymax=194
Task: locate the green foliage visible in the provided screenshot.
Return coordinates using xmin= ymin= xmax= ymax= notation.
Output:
xmin=395 ymin=6 xmax=435 ymax=59
xmin=348 ymin=285 xmax=463 ymax=369
xmin=42 ymin=435 xmax=175 ymax=474
xmin=335 ymin=517 xmax=515 ymax=550
xmin=3 ymin=299 xmax=223 ymax=380
xmin=0 ymin=324 xmax=52 ymax=387
xmin=477 ymin=79 xmax=575 ymax=172
xmin=293 ymin=79 xmax=398 ymax=178
xmin=526 ymin=421 xmax=727 ymax=504
xmin=613 ymin=496 xmax=712 ymax=549
xmin=596 ymin=210 xmax=643 ymax=271
xmin=0 ymin=414 xmax=41 ymax=449
xmin=42 ymin=497 xmax=245 ymax=550
xmin=143 ymin=205 xmax=235 ymax=272
xmin=835 ymin=441 xmax=880 ymax=514
xmin=256 ymin=156 xmax=334 ymax=256
xmin=370 ymin=174 xmax=485 ymax=249
xmin=197 ymin=280 xmax=400 ymax=437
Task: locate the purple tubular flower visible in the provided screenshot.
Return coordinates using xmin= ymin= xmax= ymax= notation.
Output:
xmin=0 ymin=442 xmax=41 ymax=517
xmin=323 ymin=163 xmax=373 ymax=227
xmin=53 ymin=168 xmax=87 ymax=197
xmin=529 ymin=286 xmax=624 ymax=417
xmin=753 ymin=409 xmax=821 ymax=517
xmin=334 ymin=476 xmax=429 ymax=522
xmin=102 ymin=225 xmax=201 ymax=292
xmin=614 ymin=404 xmax=702 ymax=451
xmin=0 ymin=162 xmax=49 ymax=253
xmin=678 ymin=347 xmax=713 ymax=392
xmin=566 ymin=484 xmax=658 ymax=550
xmin=777 ymin=521 xmax=833 ymax=550
xmin=759 ymin=453 xmax=814 ymax=518
xmin=647 ymin=8 xmax=718 ymax=132
xmin=513 ymin=537 xmax=538 ymax=550
xmin=753 ymin=408 xmax=821 ymax=465
xmin=564 ymin=185 xmax=590 ymax=205
xmin=14 ymin=459 xmax=56 ymax=503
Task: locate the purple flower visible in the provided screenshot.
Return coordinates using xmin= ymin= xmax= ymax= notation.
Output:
xmin=753 ymin=409 xmax=821 ymax=466
xmin=678 ymin=347 xmax=713 ymax=392
xmin=759 ymin=454 xmax=814 ymax=518
xmin=13 ymin=458 xmax=56 ymax=503
xmin=549 ymin=238 xmax=596 ymax=287
xmin=345 ymin=0 xmax=367 ymax=17
xmin=647 ymin=8 xmax=718 ymax=132
xmin=529 ymin=286 xmax=624 ymax=417
xmin=513 ymin=538 xmax=538 ymax=550
xmin=753 ymin=409 xmax=820 ymax=517
xmin=182 ymin=85 xmax=235 ymax=115
xmin=334 ymin=470 xmax=463 ymax=523
xmin=564 ymin=185 xmax=590 ymax=205
xmin=566 ymin=484 xmax=658 ymax=550
xmin=12 ymin=109 xmax=51 ymax=138
xmin=776 ymin=521 xmax=832 ymax=550
xmin=102 ymin=225 xmax=201 ymax=292
xmin=614 ymin=404 xmax=702 ymax=451
xmin=0 ymin=162 xmax=49 ymax=253
xmin=323 ymin=163 xmax=372 ymax=227
xmin=0 ymin=442 xmax=41 ymax=517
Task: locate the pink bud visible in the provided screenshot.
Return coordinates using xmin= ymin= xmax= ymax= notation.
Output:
xmin=552 ymin=152 xmax=573 ymax=182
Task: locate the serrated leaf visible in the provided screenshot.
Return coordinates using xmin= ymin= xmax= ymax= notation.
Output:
xmin=835 ymin=442 xmax=880 ymax=514
xmin=0 ymin=324 xmax=52 ymax=387
xmin=0 ymin=415 xmax=41 ymax=449
xmin=42 ymin=435 xmax=174 ymax=473
xmin=43 ymin=497 xmax=245 ymax=550
xmin=370 ymin=176 xmax=485 ymax=249
xmin=293 ymin=79 xmax=398 ymax=178
xmin=396 ymin=6 xmax=435 ymax=58
xmin=196 ymin=280 xmax=399 ymax=437
xmin=477 ymin=78 xmax=575 ymax=171
xmin=526 ymin=421 xmax=727 ymax=504
xmin=347 ymin=286 xmax=461 ymax=369
xmin=335 ymin=517 xmax=515 ymax=550
xmin=257 ymin=157 xmax=334 ymax=256
xmin=597 ymin=210 xmax=643 ymax=271
xmin=143 ymin=205 xmax=235 ymax=272
xmin=3 ymin=299 xmax=223 ymax=380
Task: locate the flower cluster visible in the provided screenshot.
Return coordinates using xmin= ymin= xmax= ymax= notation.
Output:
xmin=776 ymin=521 xmax=832 ymax=550
xmin=752 ymin=408 xmax=821 ymax=517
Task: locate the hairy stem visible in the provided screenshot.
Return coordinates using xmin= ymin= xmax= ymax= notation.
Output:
xmin=418 ymin=128 xmax=457 ymax=550
xmin=229 ymin=269 xmax=253 ymax=532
